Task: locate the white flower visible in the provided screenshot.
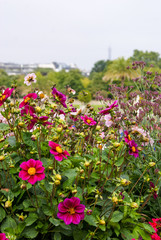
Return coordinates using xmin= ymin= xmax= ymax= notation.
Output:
xmin=38 ymin=91 xmax=48 ymax=102
xmin=24 ymin=73 xmax=36 ymax=86
xmin=104 ymin=114 xmax=113 ymax=127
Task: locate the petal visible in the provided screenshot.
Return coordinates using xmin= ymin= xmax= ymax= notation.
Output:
xmin=58 ymin=202 xmax=68 ymax=213
xmin=36 ymin=166 xmax=45 ymax=173
xmin=63 ymin=150 xmax=70 ymax=156
xmin=75 ymin=204 xmax=85 ymax=213
xmin=36 ymin=172 xmax=45 ymax=181
xmin=55 ymin=154 xmax=63 ymax=161
xmin=35 ymin=160 xmax=43 ymax=169
xmin=79 ymin=212 xmax=85 ymax=220
xmin=63 ymin=213 xmax=73 ymax=225
xmin=28 ymin=175 xmax=37 ymax=185
xmin=57 ymin=212 xmax=65 ymax=220
xmin=70 ymin=197 xmax=80 ymax=207
xmin=48 ymin=141 xmax=58 ymax=149
xmin=63 ymin=198 xmax=73 ymax=208
xmin=19 ymin=170 xmax=30 ymax=180
xmin=20 ymin=162 xmax=28 ymax=170
xmin=50 ymin=149 xmax=59 ymax=155
xmin=72 ymin=213 xmax=81 ymax=224
xmin=27 ymin=159 xmax=36 ymax=168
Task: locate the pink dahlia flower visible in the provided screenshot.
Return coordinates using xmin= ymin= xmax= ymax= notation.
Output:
xmin=24 ymin=73 xmax=36 ymax=86
xmin=48 ymin=141 xmax=70 ymax=161
xmin=128 ymin=140 xmax=139 ymax=158
xmin=0 ymin=88 xmax=14 ymax=107
xmin=98 ymin=100 xmax=118 ymax=115
xmin=81 ymin=115 xmax=96 ymax=126
xmin=57 ymin=197 xmax=85 ymax=225
xmin=19 ymin=159 xmax=45 ymax=185
xmin=0 ymin=233 xmax=9 ymax=240
xmin=52 ymin=87 xmax=67 ymax=108
xmin=19 ymin=93 xmax=37 ymax=108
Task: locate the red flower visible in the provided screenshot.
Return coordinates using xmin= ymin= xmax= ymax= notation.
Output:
xmin=128 ymin=140 xmax=139 ymax=158
xmin=57 ymin=197 xmax=85 ymax=225
xmin=0 ymin=233 xmax=9 ymax=240
xmin=48 ymin=141 xmax=70 ymax=161
xmin=19 ymin=93 xmax=37 ymax=108
xmin=81 ymin=115 xmax=96 ymax=126
xmin=19 ymin=159 xmax=45 ymax=185
xmin=124 ymin=130 xmax=132 ymax=144
xmin=98 ymin=100 xmax=118 ymax=115
xmin=0 ymin=88 xmax=14 ymax=107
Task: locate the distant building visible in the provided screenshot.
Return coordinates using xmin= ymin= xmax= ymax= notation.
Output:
xmin=0 ymin=61 xmax=90 ymax=76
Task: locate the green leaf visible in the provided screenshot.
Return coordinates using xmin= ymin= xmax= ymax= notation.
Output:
xmin=54 ymin=232 xmax=61 ymax=240
xmin=121 ymin=228 xmax=134 ymax=240
xmin=110 ymin=211 xmax=124 ymax=223
xmin=22 ymin=227 xmax=38 ymax=239
xmin=0 ymin=123 xmax=10 ymax=131
xmin=8 ymin=136 xmax=16 ymax=146
xmin=43 ymin=205 xmax=54 ymax=216
xmin=115 ymin=157 xmax=124 ymax=166
xmin=142 ymin=223 xmax=155 ymax=233
xmin=1 ymin=216 xmax=17 ymax=232
xmin=84 ymin=215 xmax=97 ymax=227
xmin=25 ymin=213 xmax=38 ymax=226
xmin=63 ymin=169 xmax=77 ymax=188
xmin=73 ymin=230 xmax=88 ymax=240
xmin=135 ymin=227 xmax=151 ymax=240
xmin=0 ymin=207 xmax=6 ymax=222
xmin=49 ymin=218 xmax=60 ymax=226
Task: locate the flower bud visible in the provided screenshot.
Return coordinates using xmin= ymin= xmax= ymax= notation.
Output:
xmin=0 ymin=155 xmax=5 ymax=161
xmin=51 ymin=103 xmax=57 ymax=109
xmin=86 ymin=209 xmax=92 ymax=215
xmin=72 ymin=189 xmax=77 ymax=194
xmin=99 ymin=219 xmax=106 ymax=225
xmin=35 ymin=106 xmax=42 ymax=113
xmin=96 ymin=125 xmax=101 ymax=131
xmin=55 ymin=174 xmax=62 ymax=181
xmin=56 ymin=127 xmax=63 ymax=133
xmin=112 ymin=196 xmax=118 ymax=204
xmin=55 ymin=180 xmax=61 ymax=185
xmin=19 ymin=215 xmax=25 ymax=221
xmin=149 ymin=162 xmax=156 ymax=167
xmin=18 ymin=122 xmax=25 ymax=127
xmin=131 ymin=202 xmax=138 ymax=208
xmin=20 ymin=184 xmax=27 ymax=190
xmin=80 ymin=169 xmax=84 ymax=174
xmin=113 ymin=142 xmax=120 ymax=148
xmin=5 ymin=200 xmax=12 ymax=208
xmin=84 ymin=161 xmax=90 ymax=167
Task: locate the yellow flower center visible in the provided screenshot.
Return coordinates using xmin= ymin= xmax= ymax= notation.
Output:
xmin=128 ymin=135 xmax=131 ymax=141
xmin=39 ymin=93 xmax=45 ymax=99
xmin=0 ymin=95 xmax=6 ymax=101
xmin=132 ymin=146 xmax=136 ymax=152
xmin=68 ymin=207 xmax=75 ymax=215
xmin=28 ymin=167 xmax=36 ymax=176
xmin=28 ymin=77 xmax=34 ymax=82
xmin=24 ymin=97 xmax=30 ymax=103
xmin=56 ymin=146 xmax=63 ymax=153
xmin=86 ymin=119 xmax=91 ymax=124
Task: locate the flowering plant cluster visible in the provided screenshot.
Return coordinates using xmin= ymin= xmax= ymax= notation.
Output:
xmin=0 ymin=66 xmax=160 ymax=240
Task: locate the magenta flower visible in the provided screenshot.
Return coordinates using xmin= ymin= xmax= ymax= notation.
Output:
xmin=24 ymin=73 xmax=36 ymax=86
xmin=48 ymin=141 xmax=70 ymax=161
xmin=0 ymin=88 xmax=14 ymax=107
xmin=81 ymin=115 xmax=97 ymax=126
xmin=21 ymin=105 xmax=35 ymax=116
xmin=19 ymin=93 xmax=37 ymax=108
xmin=19 ymin=159 xmax=45 ymax=185
xmin=52 ymin=88 xmax=67 ymax=108
xmin=124 ymin=130 xmax=132 ymax=144
xmin=57 ymin=197 xmax=85 ymax=225
xmin=128 ymin=140 xmax=139 ymax=158
xmin=98 ymin=100 xmax=118 ymax=115
xmin=39 ymin=116 xmax=52 ymax=126
xmin=0 ymin=233 xmax=9 ymax=240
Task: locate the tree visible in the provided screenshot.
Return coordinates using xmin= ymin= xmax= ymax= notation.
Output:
xmin=130 ymin=50 xmax=161 ymax=67
xmin=103 ymin=58 xmax=137 ymax=83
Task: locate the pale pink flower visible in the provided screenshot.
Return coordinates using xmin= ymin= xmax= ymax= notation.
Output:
xmin=24 ymin=73 xmax=36 ymax=86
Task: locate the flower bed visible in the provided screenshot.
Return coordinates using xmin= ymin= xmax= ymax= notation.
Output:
xmin=0 ymin=62 xmax=161 ymax=239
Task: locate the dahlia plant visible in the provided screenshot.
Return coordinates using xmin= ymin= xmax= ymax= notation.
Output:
xmin=0 ymin=65 xmax=160 ymax=239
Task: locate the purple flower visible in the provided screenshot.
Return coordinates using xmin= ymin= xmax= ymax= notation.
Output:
xmin=52 ymin=88 xmax=67 ymax=108
xmin=48 ymin=141 xmax=70 ymax=161
xmin=57 ymin=197 xmax=85 ymax=225
xmin=19 ymin=93 xmax=37 ymax=108
xmin=98 ymin=100 xmax=118 ymax=115
xmin=81 ymin=115 xmax=97 ymax=126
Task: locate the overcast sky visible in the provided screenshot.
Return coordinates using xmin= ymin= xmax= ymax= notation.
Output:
xmin=1 ymin=0 xmax=161 ymax=70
